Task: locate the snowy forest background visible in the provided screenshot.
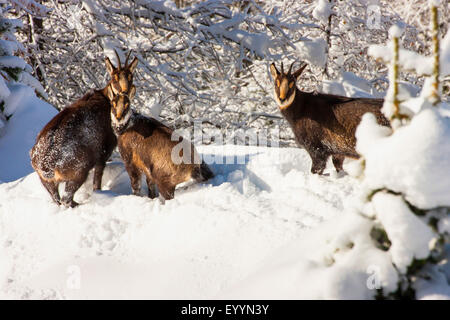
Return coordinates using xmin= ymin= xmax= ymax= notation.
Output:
xmin=2 ymin=0 xmax=449 ymax=144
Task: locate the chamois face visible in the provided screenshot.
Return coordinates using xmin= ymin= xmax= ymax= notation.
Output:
xmin=107 ymin=85 xmax=136 ymax=133
xmin=105 ymin=50 xmax=138 ymax=96
xmin=270 ymin=62 xmax=307 ymax=110
xmin=105 ymin=50 xmax=138 ymax=133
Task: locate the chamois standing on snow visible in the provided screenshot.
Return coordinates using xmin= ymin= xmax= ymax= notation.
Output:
xmin=105 ymin=88 xmax=214 ymax=201
xmin=270 ymin=61 xmax=390 ymax=174
xmin=30 ymin=51 xmax=138 ymax=207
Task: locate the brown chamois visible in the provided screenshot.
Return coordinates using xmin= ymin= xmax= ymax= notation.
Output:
xmin=30 ymin=51 xmax=138 ymax=207
xmin=105 ymin=88 xmax=214 ymax=201
xmin=270 ymin=61 xmax=390 ymax=175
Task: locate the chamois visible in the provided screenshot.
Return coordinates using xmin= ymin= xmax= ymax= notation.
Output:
xmin=105 ymin=88 xmax=214 ymax=201
xmin=30 ymin=51 xmax=138 ymax=207
xmin=270 ymin=61 xmax=390 ymax=174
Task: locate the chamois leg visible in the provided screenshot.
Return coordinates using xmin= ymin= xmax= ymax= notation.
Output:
xmin=39 ymin=177 xmax=61 ymax=205
xmin=145 ymin=175 xmax=157 ymax=199
xmin=61 ymin=173 xmax=88 ymax=208
xmin=309 ymin=150 xmax=329 ymax=175
xmin=93 ymin=162 xmax=106 ymax=191
xmin=157 ymin=182 xmax=175 ymax=201
xmin=124 ymin=163 xmax=142 ymax=196
xmin=332 ymin=155 xmax=345 ymax=173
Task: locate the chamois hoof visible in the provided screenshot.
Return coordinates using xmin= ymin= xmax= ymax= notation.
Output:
xmin=310 ymin=167 xmax=325 ymax=175
xmin=61 ymin=199 xmax=79 ymax=208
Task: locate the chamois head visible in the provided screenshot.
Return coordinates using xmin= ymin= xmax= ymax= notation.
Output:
xmin=105 ymin=49 xmax=138 ymax=96
xmin=270 ymin=61 xmax=307 ymax=110
xmin=107 ymin=84 xmax=136 ymax=134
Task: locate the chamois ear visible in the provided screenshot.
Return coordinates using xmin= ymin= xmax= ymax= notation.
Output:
xmin=270 ymin=63 xmax=279 ymax=80
xmin=293 ymin=64 xmax=307 ymax=79
xmin=106 ymin=85 xmax=115 ymax=102
xmin=105 ymin=57 xmax=116 ymax=75
xmin=129 ymin=85 xmax=136 ymax=100
xmin=128 ymin=57 xmax=139 ymax=74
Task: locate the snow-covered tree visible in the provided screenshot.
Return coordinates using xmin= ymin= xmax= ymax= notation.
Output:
xmin=0 ymin=0 xmax=48 ymax=136
xmin=353 ymin=1 xmax=450 ymax=298
xmin=19 ymin=0 xmax=431 ymax=145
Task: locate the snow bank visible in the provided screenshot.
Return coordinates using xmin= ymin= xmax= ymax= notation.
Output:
xmin=0 ymin=140 xmax=358 ymax=299
xmin=0 ymin=84 xmax=57 ymax=182
xmin=372 ymin=192 xmax=435 ymax=274
xmin=223 ymin=104 xmax=450 ymax=300
xmin=222 ymin=209 xmax=398 ymax=299
xmin=356 ymin=108 xmax=450 ymax=209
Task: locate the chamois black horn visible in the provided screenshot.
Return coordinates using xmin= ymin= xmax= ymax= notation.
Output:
xmin=124 ymin=50 xmax=132 ymax=68
xmin=288 ymin=60 xmax=297 ymax=75
xmin=114 ymin=49 xmax=122 ymax=70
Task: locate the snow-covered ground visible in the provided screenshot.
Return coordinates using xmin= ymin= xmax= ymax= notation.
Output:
xmin=0 ymin=86 xmax=358 ymax=299
xmin=1 ymin=84 xmax=449 ymax=300
xmin=0 ymin=144 xmax=357 ymax=299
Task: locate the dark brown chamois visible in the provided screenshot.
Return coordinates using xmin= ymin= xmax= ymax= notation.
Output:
xmin=30 ymin=51 xmax=138 ymax=207
xmin=105 ymin=88 xmax=214 ymax=201
xmin=270 ymin=61 xmax=390 ymax=174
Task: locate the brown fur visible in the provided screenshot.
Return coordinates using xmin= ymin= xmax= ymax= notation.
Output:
xmin=30 ymin=89 xmax=116 ymax=207
xmin=115 ymin=115 xmax=213 ymax=200
xmin=30 ymin=51 xmax=138 ymax=207
xmin=270 ymin=62 xmax=390 ymax=174
xmin=106 ymin=92 xmax=214 ymax=201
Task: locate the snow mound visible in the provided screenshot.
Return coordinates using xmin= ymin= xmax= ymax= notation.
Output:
xmin=356 ymin=108 xmax=450 ymax=209
xmin=0 ymin=84 xmax=57 ymax=182
xmin=0 ymin=140 xmax=358 ymax=299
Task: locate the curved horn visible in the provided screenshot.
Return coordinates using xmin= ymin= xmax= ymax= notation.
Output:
xmin=124 ymin=50 xmax=132 ymax=68
xmin=114 ymin=49 xmax=122 ymax=70
xmin=281 ymin=62 xmax=284 ymax=74
xmin=288 ymin=60 xmax=297 ymax=75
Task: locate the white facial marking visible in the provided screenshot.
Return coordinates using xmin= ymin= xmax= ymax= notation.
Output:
xmin=111 ymin=109 xmax=132 ymax=133
xmin=274 ymin=87 xmax=295 ymax=110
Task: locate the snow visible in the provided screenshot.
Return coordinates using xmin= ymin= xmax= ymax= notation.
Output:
xmin=441 ymin=31 xmax=450 ymax=76
xmin=312 ymin=0 xmax=333 ymax=24
xmin=321 ymin=71 xmax=383 ymax=98
xmin=0 ymin=55 xmax=27 ymax=70
xmin=0 ymin=84 xmax=57 ymax=182
xmin=372 ymin=192 xmax=436 ymax=274
xmin=389 ymin=24 xmax=404 ymax=39
xmin=369 ymin=44 xmax=433 ymax=76
xmin=1 ymin=0 xmax=450 ymax=298
xmin=222 ymin=208 xmax=399 ymax=299
xmin=369 ymin=30 xmax=450 ymax=77
xmin=0 ymin=68 xmax=449 ymax=300
xmin=0 ymin=76 xmax=11 ymax=101
xmin=428 ymin=0 xmax=441 ymax=6
xmin=295 ymin=38 xmax=327 ymax=69
xmin=0 ymin=86 xmax=372 ymax=299
xmin=0 ymin=146 xmax=358 ymax=299
xmin=356 ymin=108 xmax=450 ymax=209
